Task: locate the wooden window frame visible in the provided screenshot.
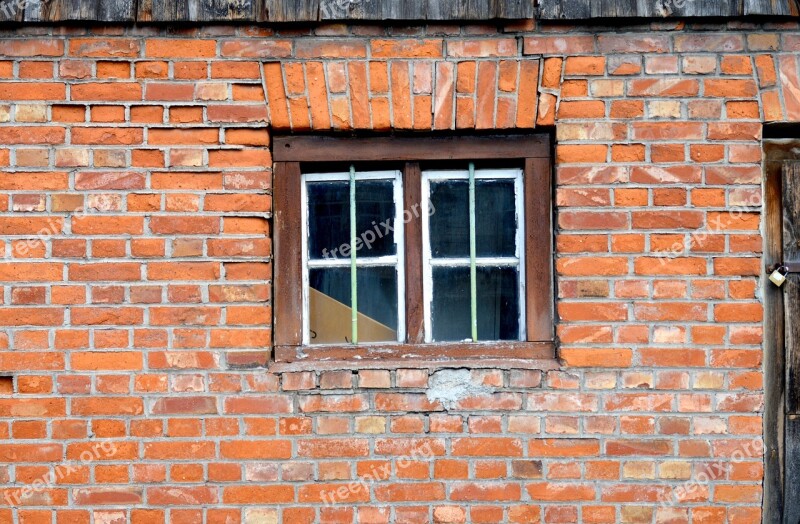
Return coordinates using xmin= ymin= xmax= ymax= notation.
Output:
xmin=272 ymin=134 xmax=554 ymax=368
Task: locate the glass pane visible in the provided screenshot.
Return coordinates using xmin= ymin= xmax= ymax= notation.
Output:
xmin=431 ymin=266 xmax=470 ymax=342
xmin=476 ymin=179 xmax=517 ymax=257
xmin=308 ymin=267 xmax=351 ymax=345
xmin=356 ymin=180 xmax=396 ymax=258
xmin=308 ymin=267 xmax=398 ymax=345
xmin=429 ymin=180 xmax=469 ymax=258
xmin=477 ymin=267 xmax=519 ymax=341
xmin=307 ymin=181 xmax=349 ymax=260
xmin=357 ymin=266 xmax=398 ymax=343
xmin=431 ymin=266 xmax=520 ymax=342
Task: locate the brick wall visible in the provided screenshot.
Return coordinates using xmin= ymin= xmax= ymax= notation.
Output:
xmin=0 ymin=19 xmax=786 ymax=523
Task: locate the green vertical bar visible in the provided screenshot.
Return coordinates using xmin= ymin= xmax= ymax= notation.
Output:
xmin=469 ymin=162 xmax=477 ymax=342
xmin=350 ymin=164 xmax=358 ymax=345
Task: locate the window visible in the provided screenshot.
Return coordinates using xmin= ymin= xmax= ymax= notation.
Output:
xmin=272 ymin=135 xmax=553 ymax=365
xmin=422 ymin=167 xmax=525 ymax=343
xmin=302 ymin=168 xmax=405 ymax=345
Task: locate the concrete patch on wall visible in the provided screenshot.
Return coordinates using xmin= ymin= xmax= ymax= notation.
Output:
xmin=426 ymin=369 xmax=494 ymax=410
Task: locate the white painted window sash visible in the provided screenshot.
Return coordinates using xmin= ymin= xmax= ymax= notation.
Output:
xmin=301 ymin=170 xmax=405 ymax=345
xmin=428 ymin=257 xmax=520 ymax=267
xmin=421 ymin=167 xmax=526 ymax=343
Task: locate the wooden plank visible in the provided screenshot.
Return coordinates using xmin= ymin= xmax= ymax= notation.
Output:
xmin=493 ymin=0 xmax=533 ymax=18
xmin=537 ymin=0 xmax=591 ymax=19
xmin=427 ymin=0 xmax=468 ymax=19
xmin=271 ymin=357 xmax=560 ymax=372
xmin=24 ymin=0 xmax=136 ymax=21
xmin=763 ymin=141 xmax=789 ymax=524
xmin=274 ymin=135 xmax=551 ymax=162
xmin=274 ymin=340 xmax=555 ymax=362
xmin=524 ymin=155 xmax=554 ymax=343
xmin=0 ymin=0 xmax=25 ymax=22
xmin=745 ymin=0 xmax=800 ymax=16
xmin=403 ymin=162 xmax=425 ymax=345
xmin=11 ymin=0 xmax=798 ymax=20
xmin=265 ymin=0 xmax=531 ymax=20
xmin=272 ymin=162 xmax=303 ymax=347
xmin=538 ymin=0 xmax=743 ymax=18
xmin=784 ymin=161 xmax=800 ymax=415
xmin=785 ymin=415 xmax=800 ymax=524
xmin=137 ymin=0 xmax=259 ymax=21
xmin=264 ymin=0 xmax=319 ymax=21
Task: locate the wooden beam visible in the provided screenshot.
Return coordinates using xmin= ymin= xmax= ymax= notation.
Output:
xmin=274 ymin=340 xmax=555 ymax=362
xmin=274 ymin=135 xmax=550 ymax=162
xmin=272 ymin=161 xmax=303 ymax=347
xmin=784 ymin=161 xmax=800 ymax=416
xmin=403 ymin=162 xmax=425 ymax=345
xmin=524 ymin=156 xmax=554 ymax=343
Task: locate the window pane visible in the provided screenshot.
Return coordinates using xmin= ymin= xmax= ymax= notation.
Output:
xmin=308 ymin=267 xmax=398 ymax=344
xmin=356 ymin=180 xmax=396 ymax=258
xmin=476 ymin=179 xmax=517 ymax=257
xmin=307 ymin=181 xmax=349 ymax=260
xmin=431 ymin=266 xmax=519 ymax=342
xmin=428 ymin=180 xmax=469 ymax=258
xmin=431 ymin=266 xmax=470 ymax=342
xmin=477 ymin=266 xmax=519 ymax=341
xmin=357 ymin=266 xmax=398 ymax=343
xmin=309 ymin=267 xmax=351 ymax=345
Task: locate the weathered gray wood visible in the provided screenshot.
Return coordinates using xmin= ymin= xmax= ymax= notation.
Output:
xmin=537 ymin=0 xmax=593 ymax=19
xmin=266 ymin=0 xmax=532 ymax=21
xmin=784 ymin=161 xmax=800 ymax=416
xmin=538 ymin=0 xmax=745 ymax=18
xmin=785 ymin=415 xmax=800 ymax=524
xmin=745 ymin=0 xmax=800 ymax=16
xmin=493 ymin=0 xmax=532 ymax=17
xmin=653 ymin=0 xmax=740 ymax=17
xmin=138 ymin=0 xmax=259 ymax=21
xmin=13 ymin=0 xmax=798 ymax=21
xmin=264 ymin=0 xmax=318 ymax=22
xmin=0 ymin=0 xmax=25 ymax=22
xmin=24 ymin=0 xmax=137 ymax=21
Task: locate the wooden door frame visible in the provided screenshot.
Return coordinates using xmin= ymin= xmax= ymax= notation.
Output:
xmin=762 ymin=138 xmax=800 ymax=524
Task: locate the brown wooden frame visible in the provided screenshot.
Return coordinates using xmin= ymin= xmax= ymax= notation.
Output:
xmin=272 ymin=134 xmax=554 ymax=367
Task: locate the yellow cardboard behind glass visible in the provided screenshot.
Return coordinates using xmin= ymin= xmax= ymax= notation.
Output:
xmin=309 ymin=288 xmax=396 ymax=344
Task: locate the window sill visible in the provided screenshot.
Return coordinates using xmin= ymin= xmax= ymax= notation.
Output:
xmin=269 ymin=341 xmax=558 ymax=373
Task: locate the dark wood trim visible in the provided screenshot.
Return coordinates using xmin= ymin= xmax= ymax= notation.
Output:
xmin=272 ymin=133 xmax=556 ymax=363
xmin=274 ymin=135 xmax=550 ymax=162
xmin=763 ymin=140 xmax=790 ymax=524
xmin=525 ymin=156 xmax=555 ymax=342
xmin=784 ymin=161 xmax=800 ymax=416
xmin=274 ymin=341 xmax=555 ymax=363
xmin=270 ymin=358 xmax=560 ymax=373
xmin=403 ymin=162 xmax=425 ymax=345
xmin=786 ymin=415 xmax=800 ymax=524
xmin=272 ymin=161 xmax=303 ymax=347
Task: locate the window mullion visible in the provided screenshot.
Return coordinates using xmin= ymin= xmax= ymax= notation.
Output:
xmin=349 ymin=164 xmax=358 ymax=345
xmin=404 ymin=162 xmax=425 ymax=344
xmin=468 ymin=162 xmax=478 ymax=343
